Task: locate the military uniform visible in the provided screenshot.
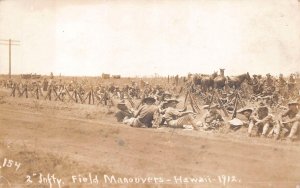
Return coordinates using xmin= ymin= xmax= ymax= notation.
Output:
xmin=115 ymin=102 xmax=134 ymax=122
xmin=279 ymin=101 xmax=300 ymax=141
xmin=287 ymin=74 xmax=297 ymax=95
xmin=248 ymin=103 xmax=274 ymax=137
xmin=262 ymin=74 xmax=275 ymax=95
xmin=229 ymin=108 xmax=253 ymax=131
xmin=163 ymin=99 xmax=199 ymax=130
xmin=276 ymin=75 xmax=287 ymax=96
xmin=202 ymin=104 xmax=224 ymax=130
xmin=123 ymin=97 xmax=158 ymax=128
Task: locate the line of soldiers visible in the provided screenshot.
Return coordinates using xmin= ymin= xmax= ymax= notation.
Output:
xmin=252 ymin=73 xmax=297 ymax=97
xmin=0 ymin=78 xmax=179 ymax=106
xmin=228 ymin=100 xmax=299 ymax=141
xmin=115 ymin=95 xmax=199 ymax=130
xmin=115 ymin=93 xmax=300 ymax=142
xmin=1 ymin=73 xmax=299 ymax=141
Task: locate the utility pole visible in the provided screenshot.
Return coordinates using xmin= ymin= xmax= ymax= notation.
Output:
xmin=0 ymin=38 xmax=20 ymax=79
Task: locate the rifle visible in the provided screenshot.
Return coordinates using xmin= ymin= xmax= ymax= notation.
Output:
xmin=125 ymin=92 xmax=135 ymax=108
xmin=232 ymin=91 xmax=239 ymax=119
xmin=215 ymin=92 xmax=229 ymax=117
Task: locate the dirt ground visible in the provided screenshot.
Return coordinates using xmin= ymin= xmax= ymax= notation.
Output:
xmin=0 ymin=88 xmax=300 ymax=188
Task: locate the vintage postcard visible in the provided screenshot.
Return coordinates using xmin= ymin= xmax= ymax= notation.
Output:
xmin=0 ymin=0 xmax=299 ymax=187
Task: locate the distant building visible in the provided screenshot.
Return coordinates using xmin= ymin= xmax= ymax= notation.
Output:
xmin=102 ymin=73 xmax=110 ymax=79
xmin=112 ymin=75 xmax=121 ymax=79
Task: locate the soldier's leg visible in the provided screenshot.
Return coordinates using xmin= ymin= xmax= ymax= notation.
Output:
xmin=185 ymin=114 xmax=199 ymax=130
xmin=247 ymin=121 xmax=255 ymax=136
xmin=10 ymin=87 xmax=15 ymax=97
xmin=36 ymin=88 xmax=39 ymax=99
xmin=261 ymin=123 xmax=270 ymax=137
xmin=49 ymin=89 xmax=52 ymax=100
xmin=269 ymin=122 xmax=281 ymax=140
xmin=176 ymin=114 xmax=198 ymax=130
xmin=288 ymin=121 xmax=299 ymax=139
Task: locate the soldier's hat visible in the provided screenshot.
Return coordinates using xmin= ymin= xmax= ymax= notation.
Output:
xmin=237 ymin=107 xmax=253 ymax=114
xmin=226 ymin=106 xmax=235 ymax=113
xmin=253 ymin=74 xmax=257 ymax=77
xmin=163 ymin=91 xmax=172 ymax=97
xmin=259 ymin=101 xmax=266 ymax=107
xmin=142 ymin=97 xmax=156 ymax=104
xmin=288 ymin=100 xmax=299 ymax=106
xmin=117 ymin=101 xmax=126 ymax=106
xmin=117 ymin=101 xmax=128 ymax=110
xmin=229 ymin=118 xmax=243 ymax=126
xmin=166 ymin=98 xmax=180 ymax=104
xmin=266 ymin=73 xmax=271 ymax=77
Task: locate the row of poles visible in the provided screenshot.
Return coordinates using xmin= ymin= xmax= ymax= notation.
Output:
xmin=9 ymin=84 xmax=113 ymax=106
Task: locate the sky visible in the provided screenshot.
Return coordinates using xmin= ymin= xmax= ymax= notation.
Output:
xmin=0 ymin=0 xmax=299 ymax=77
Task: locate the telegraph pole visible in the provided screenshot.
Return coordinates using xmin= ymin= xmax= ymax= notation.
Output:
xmin=0 ymin=38 xmax=20 ymax=79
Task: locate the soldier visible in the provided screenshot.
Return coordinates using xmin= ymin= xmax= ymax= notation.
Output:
xmin=278 ymin=101 xmax=300 ymax=141
xmin=262 ymin=73 xmax=275 ymax=95
xmin=152 ymin=100 xmax=170 ymax=128
xmin=220 ymin=92 xmax=229 ymax=106
xmin=228 ymin=107 xmax=253 ymax=131
xmin=251 ymin=75 xmax=263 ymax=95
xmin=123 ymin=97 xmax=158 ymax=128
xmin=248 ymin=102 xmax=274 ymax=137
xmin=276 ymin=74 xmax=287 ymax=97
xmin=159 ymin=91 xmax=172 ymax=104
xmin=202 ymin=104 xmax=224 ymax=130
xmin=163 ymin=99 xmax=199 ymax=130
xmin=43 ymin=78 xmax=48 ymax=91
xmin=115 ymin=101 xmax=134 ymax=122
xmin=287 ymin=74 xmax=296 ymax=94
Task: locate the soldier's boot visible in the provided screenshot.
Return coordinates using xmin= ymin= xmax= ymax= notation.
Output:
xmin=287 ymin=122 xmax=299 ymax=141
xmin=273 ymin=134 xmax=280 ymax=140
xmin=272 ymin=123 xmax=281 ymax=140
xmin=287 ymin=137 xmax=294 ymax=142
xmin=191 ymin=120 xmax=199 ymax=131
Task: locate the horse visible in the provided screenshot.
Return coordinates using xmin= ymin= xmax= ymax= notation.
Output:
xmin=200 ymin=72 xmax=218 ymax=91
xmin=191 ymin=73 xmax=202 ymax=85
xmin=214 ymin=75 xmax=226 ymax=90
xmin=227 ymin=72 xmax=252 ymax=89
